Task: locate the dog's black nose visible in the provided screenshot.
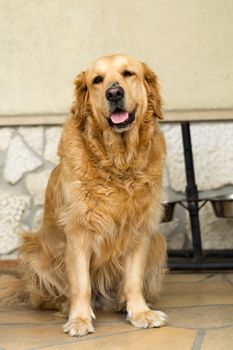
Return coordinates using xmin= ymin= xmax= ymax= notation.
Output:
xmin=106 ymin=85 xmax=124 ymax=102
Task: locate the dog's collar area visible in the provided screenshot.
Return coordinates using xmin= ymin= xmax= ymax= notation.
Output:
xmin=108 ymin=109 xmax=135 ymax=130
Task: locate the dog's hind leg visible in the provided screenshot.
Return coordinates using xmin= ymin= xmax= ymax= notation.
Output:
xmin=20 ymin=231 xmax=67 ymax=310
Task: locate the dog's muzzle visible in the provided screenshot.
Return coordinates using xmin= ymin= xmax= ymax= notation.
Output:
xmin=106 ymin=82 xmax=135 ymax=131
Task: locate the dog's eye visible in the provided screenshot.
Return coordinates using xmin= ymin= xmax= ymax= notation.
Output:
xmin=93 ymin=76 xmax=103 ymax=84
xmin=122 ymin=70 xmax=134 ymax=77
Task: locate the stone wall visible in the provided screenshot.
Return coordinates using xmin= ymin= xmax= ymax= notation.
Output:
xmin=0 ymin=126 xmax=61 ymax=258
xmin=0 ymin=122 xmax=232 ymax=259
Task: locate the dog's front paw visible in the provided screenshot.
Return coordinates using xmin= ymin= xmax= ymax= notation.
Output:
xmin=127 ymin=310 xmax=167 ymax=329
xmin=63 ymin=317 xmax=94 ymax=337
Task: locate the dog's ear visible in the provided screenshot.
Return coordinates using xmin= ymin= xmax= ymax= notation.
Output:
xmin=71 ymin=71 xmax=89 ymax=126
xmin=142 ymin=63 xmax=163 ymax=120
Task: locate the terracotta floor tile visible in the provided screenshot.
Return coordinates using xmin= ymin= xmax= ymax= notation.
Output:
xmin=158 ymin=281 xmax=233 ymax=307
xmin=0 ymin=313 xmax=134 ymax=350
xmin=165 ymin=305 xmax=233 ymax=329
xmin=0 ymin=273 xmax=232 ymax=349
xmin=224 ymin=273 xmax=233 ymax=284
xmin=41 ymin=327 xmax=197 ymax=350
xmin=0 ymin=308 xmax=63 ymax=325
xmin=201 ymin=327 xmax=233 ymax=350
xmin=0 ymin=325 xmax=67 ymax=350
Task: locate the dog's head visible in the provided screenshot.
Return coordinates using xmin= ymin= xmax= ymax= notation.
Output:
xmin=72 ymin=54 xmax=163 ymax=132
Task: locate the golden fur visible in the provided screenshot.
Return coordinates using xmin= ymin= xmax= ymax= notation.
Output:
xmin=0 ymin=54 xmax=167 ymax=336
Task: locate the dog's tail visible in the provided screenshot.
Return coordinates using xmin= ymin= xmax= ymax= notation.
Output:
xmin=0 ymin=274 xmax=28 ymax=307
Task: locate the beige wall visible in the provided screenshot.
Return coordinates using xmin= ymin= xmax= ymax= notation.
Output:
xmin=0 ymin=0 xmax=233 ymax=116
xmin=1 ymin=1 xmax=233 ymax=256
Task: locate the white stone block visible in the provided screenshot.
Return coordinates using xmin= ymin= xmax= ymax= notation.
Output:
xmin=0 ymin=127 xmax=14 ymax=151
xmin=44 ymin=127 xmax=62 ymax=164
xmin=25 ymin=169 xmax=51 ymax=205
xmin=0 ymin=251 xmax=18 ymax=260
xmin=4 ymin=135 xmax=42 ymax=184
xmin=0 ymin=191 xmax=30 ymax=255
xmin=162 ymin=123 xmax=233 ymax=192
xmin=18 ymin=126 xmax=44 ymax=155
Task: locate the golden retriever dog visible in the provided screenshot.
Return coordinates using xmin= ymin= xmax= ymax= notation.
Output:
xmin=0 ymin=54 xmax=167 ymax=337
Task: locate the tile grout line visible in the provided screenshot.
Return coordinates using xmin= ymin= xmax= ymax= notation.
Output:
xmin=191 ymin=329 xmax=206 ymax=350
xmin=3 ymin=322 xmax=233 ymax=333
xmin=27 ymin=328 xmax=148 ymax=350
xmin=221 ymin=273 xmax=233 ymax=288
xmin=167 ymin=324 xmax=233 ymax=332
xmin=2 ymin=301 xmax=233 ymax=314
xmin=0 ymin=323 xmax=63 ymax=328
xmin=0 ymin=319 xmax=124 ymax=327
xmin=160 ymin=303 xmax=233 ymax=309
xmin=199 ymin=274 xmax=218 ymax=283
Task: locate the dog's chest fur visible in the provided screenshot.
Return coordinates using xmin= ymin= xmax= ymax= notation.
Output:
xmin=67 ymin=171 xmax=159 ymax=240
xmin=60 ymin=118 xmax=164 ymax=254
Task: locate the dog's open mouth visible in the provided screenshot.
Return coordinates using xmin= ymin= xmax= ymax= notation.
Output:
xmin=108 ymin=108 xmax=135 ymax=130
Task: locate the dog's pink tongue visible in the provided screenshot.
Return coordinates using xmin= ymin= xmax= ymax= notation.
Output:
xmin=110 ymin=111 xmax=129 ymax=124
